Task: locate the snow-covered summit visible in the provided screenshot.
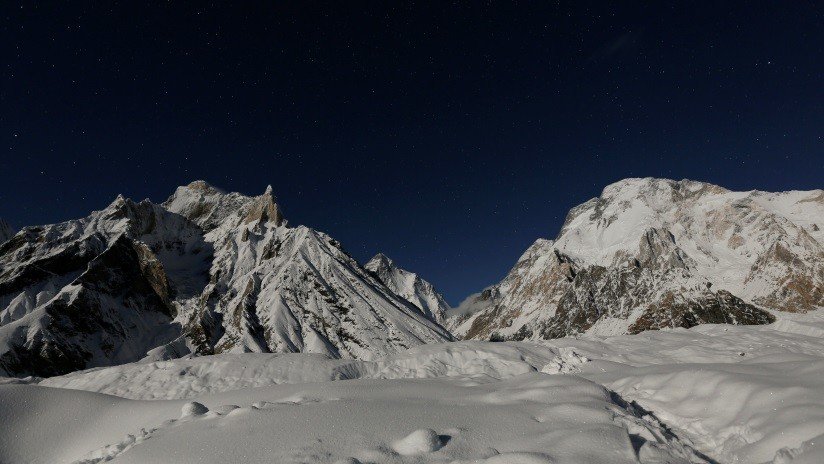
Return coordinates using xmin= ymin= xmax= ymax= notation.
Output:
xmin=365 ymin=253 xmax=451 ymax=324
xmin=452 ymin=177 xmax=822 ymax=341
xmin=0 ymin=181 xmax=451 ymax=377
xmin=163 ymin=180 xmax=286 ymax=232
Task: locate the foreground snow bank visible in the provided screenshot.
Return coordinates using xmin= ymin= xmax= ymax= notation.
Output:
xmin=39 ymin=342 xmax=573 ymax=400
xmin=0 ymin=373 xmax=707 ymax=464
xmin=549 ymin=310 xmax=824 ymax=463
xmin=5 ymin=311 xmax=824 ymax=463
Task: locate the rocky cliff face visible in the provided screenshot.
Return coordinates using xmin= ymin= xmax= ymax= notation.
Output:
xmin=365 ymin=253 xmax=450 ymax=324
xmin=0 ymin=181 xmax=452 ymax=376
xmin=452 ymin=178 xmax=822 ymax=340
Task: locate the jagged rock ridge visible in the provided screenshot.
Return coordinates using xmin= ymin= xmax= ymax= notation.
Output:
xmin=0 ymin=181 xmax=452 ymax=376
xmin=451 ymin=178 xmax=823 ymax=340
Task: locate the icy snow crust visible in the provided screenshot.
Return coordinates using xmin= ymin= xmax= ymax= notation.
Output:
xmin=0 ymin=310 xmax=819 ymax=463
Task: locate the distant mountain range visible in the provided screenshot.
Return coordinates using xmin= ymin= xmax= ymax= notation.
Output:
xmin=1 ymin=177 xmax=820 ymax=377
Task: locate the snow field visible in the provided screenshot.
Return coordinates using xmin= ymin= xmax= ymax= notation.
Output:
xmin=3 ymin=310 xmax=823 ymax=463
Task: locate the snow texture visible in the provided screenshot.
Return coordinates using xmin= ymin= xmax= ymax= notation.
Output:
xmin=0 ymin=310 xmax=816 ymax=463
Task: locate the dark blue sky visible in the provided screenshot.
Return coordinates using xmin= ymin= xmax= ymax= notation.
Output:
xmin=1 ymin=2 xmax=822 ymax=304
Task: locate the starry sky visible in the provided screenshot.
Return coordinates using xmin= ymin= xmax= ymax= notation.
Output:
xmin=2 ymin=2 xmax=822 ymax=304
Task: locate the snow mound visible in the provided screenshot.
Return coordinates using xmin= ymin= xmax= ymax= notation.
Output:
xmin=212 ymin=404 xmax=239 ymax=414
xmin=72 ymin=428 xmax=152 ymax=464
xmin=769 ymin=311 xmax=824 ymax=338
xmin=180 ymin=401 xmax=209 ymax=417
xmin=0 ymin=373 xmax=709 ymax=464
xmin=365 ymin=342 xmax=555 ymax=380
xmin=539 ymin=347 xmax=590 ymax=374
xmin=40 ymin=342 xmax=562 ymax=399
xmin=451 ymin=452 xmax=554 ymax=464
xmin=772 ymin=433 xmax=824 ymax=464
xmin=548 ymin=311 xmax=824 ymax=463
xmin=391 ymin=428 xmax=443 ymax=455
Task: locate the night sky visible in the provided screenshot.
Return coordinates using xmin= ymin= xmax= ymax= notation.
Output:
xmin=2 ymin=2 xmax=822 ymax=304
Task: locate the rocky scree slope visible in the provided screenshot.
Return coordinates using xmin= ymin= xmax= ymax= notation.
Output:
xmin=0 ymin=181 xmax=452 ymax=377
xmin=451 ymin=178 xmax=823 ymax=340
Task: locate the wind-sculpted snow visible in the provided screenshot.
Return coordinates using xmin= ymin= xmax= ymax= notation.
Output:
xmin=543 ymin=309 xmax=824 ymax=463
xmin=1 ymin=370 xmax=709 ymax=463
xmin=453 ymin=178 xmax=822 ymax=341
xmin=39 ymin=341 xmax=572 ymax=399
xmin=6 ymin=310 xmax=824 ymax=462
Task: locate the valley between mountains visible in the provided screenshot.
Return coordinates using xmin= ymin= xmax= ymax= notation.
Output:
xmin=0 ymin=177 xmax=821 ymax=463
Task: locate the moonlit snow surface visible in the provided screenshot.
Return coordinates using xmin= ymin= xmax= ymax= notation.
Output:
xmin=2 ymin=311 xmax=823 ymax=463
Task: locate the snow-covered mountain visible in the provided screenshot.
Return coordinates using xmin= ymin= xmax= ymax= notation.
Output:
xmin=365 ymin=253 xmax=451 ymax=324
xmin=452 ymin=178 xmax=823 ymax=340
xmin=0 ymin=220 xmax=13 ymax=244
xmin=0 ymin=181 xmax=451 ymax=377
xmin=163 ymin=181 xmax=452 ymax=359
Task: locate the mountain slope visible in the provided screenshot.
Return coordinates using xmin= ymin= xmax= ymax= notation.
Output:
xmin=0 ymin=181 xmax=452 ymax=376
xmin=365 ymin=253 xmax=451 ymax=324
xmin=163 ymin=182 xmax=452 ymax=360
xmin=0 ymin=220 xmax=13 ymax=245
xmin=0 ymin=195 xmax=212 ymax=376
xmin=452 ymin=178 xmax=822 ymax=340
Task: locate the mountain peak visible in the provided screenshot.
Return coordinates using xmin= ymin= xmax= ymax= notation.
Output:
xmin=163 ymin=181 xmax=286 ymax=230
xmin=367 ymin=253 xmax=394 ymax=269
xmin=185 ymin=180 xmax=222 ymax=193
xmin=104 ymin=193 xmax=136 ymax=213
xmin=365 ymin=253 xmax=450 ymax=324
xmin=244 ymin=185 xmax=284 ymax=226
xmin=601 ymin=177 xmax=728 ymax=200
xmin=454 ymin=178 xmax=822 ymax=342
